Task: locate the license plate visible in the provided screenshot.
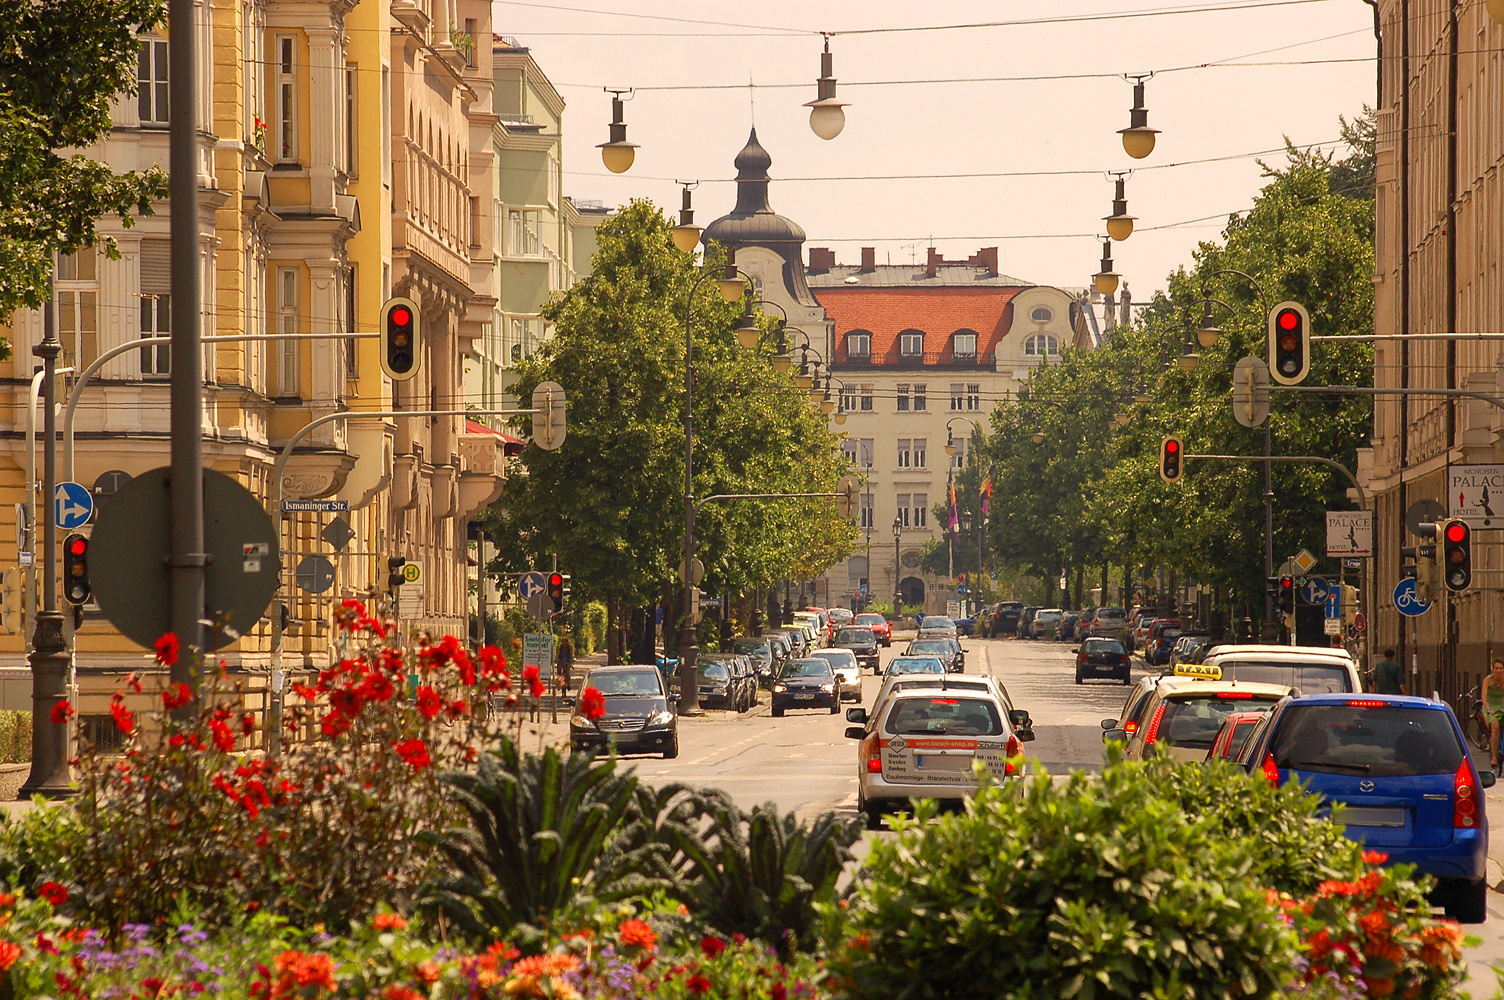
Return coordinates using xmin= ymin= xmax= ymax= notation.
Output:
xmin=916 ymin=754 xmax=972 ymax=771
xmin=795 ymin=693 xmax=814 ymax=700
xmin=1334 ymin=806 xmax=1407 ymax=828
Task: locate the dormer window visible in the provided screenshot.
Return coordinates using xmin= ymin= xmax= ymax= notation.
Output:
xmin=899 ymin=330 xmax=925 ymax=357
xmin=952 ymin=330 xmax=978 ymax=358
xmin=1024 ymin=334 xmax=1059 ymax=357
xmin=846 ymin=331 xmax=871 ymax=358
xmin=1030 ymin=306 xmax=1053 ymax=324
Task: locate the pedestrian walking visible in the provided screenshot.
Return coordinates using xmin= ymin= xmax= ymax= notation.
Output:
xmin=557 ymin=635 xmax=574 ymax=694
xmin=1372 ymin=647 xmax=1406 ymax=696
xmin=1482 ymin=658 xmax=1504 ymax=771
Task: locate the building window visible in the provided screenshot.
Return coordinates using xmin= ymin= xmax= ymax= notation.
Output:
xmin=895 ymin=494 xmax=911 ymax=527
xmin=463 ymin=17 xmax=476 ymax=67
xmin=912 ymin=438 xmax=927 ymax=469
xmin=138 ymin=39 xmax=169 ymax=125
xmin=57 ymin=249 xmax=98 ymax=372
xmin=896 ymin=383 xmax=909 ymax=412
xmin=967 ymin=383 xmax=980 ymax=410
xmin=859 ymin=493 xmax=874 ymax=528
xmin=952 ymin=330 xmax=977 ymax=357
xmin=838 ymin=383 xmax=856 ymax=413
xmin=508 ymin=209 xmax=542 ymax=256
xmin=1030 ymin=306 xmax=1053 ymax=323
xmin=139 ymin=294 xmax=170 ymax=377
xmin=950 ymin=438 xmax=966 ymax=470
xmin=912 ymin=383 xmax=927 ymax=412
xmin=911 ymin=494 xmax=928 ymax=528
xmin=275 ymin=267 xmax=299 ymax=396
xmin=344 ymin=266 xmax=357 ymax=380
xmin=859 ymin=384 xmax=873 ymax=411
xmin=345 ymin=67 xmax=357 ymax=175
xmin=950 ymin=383 xmax=965 ymax=411
xmin=1025 ymin=334 xmax=1059 ymax=357
xmin=275 ymin=35 xmax=296 ymax=161
xmin=841 ymin=441 xmax=860 ymax=467
xmin=899 ymin=330 xmax=924 ymax=356
xmin=846 ymin=331 xmax=871 ymax=358
xmin=897 ymin=439 xmax=911 ymax=468
xmin=469 ymin=197 xmax=481 ymax=248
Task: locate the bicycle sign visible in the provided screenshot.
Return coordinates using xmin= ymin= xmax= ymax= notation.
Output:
xmin=1392 ymin=577 xmax=1432 ymax=617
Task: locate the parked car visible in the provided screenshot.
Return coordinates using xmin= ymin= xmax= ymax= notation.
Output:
xmin=1073 ymin=607 xmax=1097 ymax=642
xmin=570 ymin=665 xmax=678 ymax=758
xmin=1204 ymin=710 xmax=1270 ymax=763
xmin=1056 ymin=611 xmax=1081 ymax=642
xmin=728 ymin=655 xmax=757 ymax=711
xmin=695 ymin=655 xmax=740 ymax=710
xmin=992 ymin=602 xmax=1024 ymax=637
xmin=809 ymin=647 xmax=863 ymax=703
xmin=828 ymin=608 xmax=855 ymax=627
xmin=1088 ymin=607 xmax=1128 ymax=640
xmin=1075 ymin=638 xmax=1131 ymax=685
xmin=1167 ymin=633 xmax=1212 ymax=668
xmin=1238 ymin=693 xmax=1494 ymax=922
xmin=762 ymin=631 xmax=795 ymax=671
xmin=767 ymin=626 xmax=809 ymax=658
xmin=834 ymin=626 xmax=881 ymax=673
xmin=905 ymin=637 xmax=963 ymax=673
xmin=1143 ymin=620 xmax=1184 ymax=666
xmin=1202 ymin=644 xmax=1362 ymax=694
xmin=1030 ymin=609 xmax=1063 ymax=639
xmin=955 ymin=614 xmax=977 ymax=637
xmin=730 ymin=637 xmax=776 ymax=686
xmin=854 ymin=612 xmax=892 ymax=646
xmin=771 ymin=658 xmax=841 ymax=717
xmin=918 ymin=615 xmax=959 ymax=639
xmin=845 ymin=686 xmax=1035 ymax=830
xmin=1016 ymin=607 xmax=1041 ymax=638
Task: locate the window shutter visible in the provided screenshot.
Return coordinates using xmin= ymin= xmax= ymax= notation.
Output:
xmin=140 ymin=240 xmax=172 ymax=294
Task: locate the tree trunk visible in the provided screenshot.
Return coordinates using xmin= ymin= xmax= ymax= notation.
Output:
xmin=1100 ymin=564 xmax=1110 ymax=607
xmin=606 ymin=591 xmax=622 ymax=665
xmin=1073 ymin=561 xmax=1085 ymax=610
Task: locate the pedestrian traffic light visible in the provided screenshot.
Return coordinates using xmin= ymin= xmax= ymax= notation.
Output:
xmin=1277 ymin=576 xmax=1295 ymax=614
xmin=1158 ymin=435 xmax=1183 ymax=483
xmin=1267 ymin=301 xmax=1310 ymax=386
xmin=380 ymin=296 xmax=420 ymax=381
xmin=0 ymin=568 xmax=16 ymax=635
xmin=548 ymin=572 xmax=564 ymax=611
xmin=387 ymin=556 xmax=407 ymax=591
xmin=62 ymin=532 xmax=90 ymax=605
xmin=1442 ymin=518 xmax=1472 ymax=591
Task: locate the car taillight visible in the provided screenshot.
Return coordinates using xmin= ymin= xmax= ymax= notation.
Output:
xmin=1142 ymin=704 xmax=1168 ymax=745
xmin=1221 ymin=692 xmax=1253 ymax=699
xmin=866 ymin=738 xmax=882 ymax=773
xmin=1347 ymin=700 xmax=1387 ymax=708
xmin=1123 ymin=720 xmax=1138 ymax=735
xmin=1262 ymin=753 xmax=1280 ymax=784
xmin=1455 ymin=759 xmax=1480 ymax=829
xmin=1120 ymin=655 xmax=1130 ymax=665
xmin=1005 ymin=734 xmax=1021 ymax=776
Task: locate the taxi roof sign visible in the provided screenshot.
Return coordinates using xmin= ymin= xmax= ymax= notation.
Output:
xmin=1173 ymin=663 xmax=1222 ymax=680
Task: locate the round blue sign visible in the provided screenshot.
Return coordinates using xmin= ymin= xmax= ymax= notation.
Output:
xmin=1392 ymin=577 xmax=1431 ymax=617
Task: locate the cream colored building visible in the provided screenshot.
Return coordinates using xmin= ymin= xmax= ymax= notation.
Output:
xmin=701 ymin=130 xmax=1097 ymax=614
xmin=1367 ymin=2 xmax=1504 ymax=703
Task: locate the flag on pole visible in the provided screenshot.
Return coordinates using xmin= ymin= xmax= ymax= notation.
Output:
xmin=947 ymin=476 xmax=959 ymax=533
xmin=980 ymin=471 xmax=993 ymax=516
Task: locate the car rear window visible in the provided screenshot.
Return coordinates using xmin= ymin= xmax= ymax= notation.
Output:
xmin=1218 ymin=661 xmax=1353 ymax=693
xmin=1097 ymin=608 xmax=1125 ymax=620
xmin=700 ymin=662 xmax=729 ymax=681
xmin=1271 ymin=704 xmax=1464 ymax=777
xmin=1083 ymin=639 xmax=1125 ymax=654
xmin=886 ymin=697 xmax=1003 ymax=737
xmin=888 ymin=658 xmax=944 ymax=675
xmin=813 ymin=650 xmax=857 ymax=669
xmin=837 ymin=628 xmax=875 ymax=644
xmin=1160 ymin=694 xmax=1282 ymax=750
xmin=855 ymin=615 xmax=886 ymax=626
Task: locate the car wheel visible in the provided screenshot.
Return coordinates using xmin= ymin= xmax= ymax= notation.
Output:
xmin=830 ymin=700 xmax=840 ymax=714
xmin=662 ymin=733 xmax=679 ymax=760
xmin=1445 ymin=877 xmax=1488 ymax=924
xmin=1122 ymin=673 xmax=1132 ymax=685
xmin=1075 ymin=671 xmax=1083 ymax=685
xmin=772 ymin=706 xmax=784 ymax=718
xmin=865 ymin=804 xmax=884 ymax=831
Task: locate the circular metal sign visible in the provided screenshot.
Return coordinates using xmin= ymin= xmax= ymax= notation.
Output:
xmin=295 ymin=555 xmax=337 ymax=594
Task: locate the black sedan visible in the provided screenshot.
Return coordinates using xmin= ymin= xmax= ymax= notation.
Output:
xmin=833 ymin=626 xmax=880 ymax=672
xmin=1075 ymin=638 xmax=1132 ymax=685
xmin=570 ymin=665 xmax=679 ymax=757
xmin=770 ymin=658 xmax=840 ymax=717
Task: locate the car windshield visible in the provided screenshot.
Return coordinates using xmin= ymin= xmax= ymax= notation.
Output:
xmin=1084 ymin=640 xmax=1126 ymax=655
xmin=812 ymin=650 xmax=857 ymax=670
xmin=886 ymin=697 xmax=1003 ymax=736
xmin=732 ymin=641 xmax=770 ymax=658
xmin=1036 ymin=612 xmax=1062 ymax=621
xmin=923 ymin=617 xmax=954 ymax=628
xmin=1218 ymin=661 xmax=1353 ymax=694
xmin=1097 ymin=608 xmax=1126 ymax=620
xmin=1160 ymin=694 xmax=1282 ymax=750
xmin=588 ymin=671 xmax=663 ymax=697
xmin=855 ymin=615 xmax=886 ymax=626
xmin=699 ymin=662 xmax=730 ymax=681
xmin=887 ymin=657 xmax=945 ymax=675
xmin=782 ymin=660 xmax=834 ymax=679
xmin=837 ymin=628 xmax=875 ymax=644
xmin=908 ymin=640 xmax=947 ymax=653
xmin=1271 ymin=704 xmax=1464 ymax=777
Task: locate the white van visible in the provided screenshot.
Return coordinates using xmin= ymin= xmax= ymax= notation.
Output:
xmin=1200 ymin=644 xmax=1362 ymax=694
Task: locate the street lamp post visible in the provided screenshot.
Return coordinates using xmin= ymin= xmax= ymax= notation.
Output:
xmin=892 ymin=516 xmax=903 ymax=614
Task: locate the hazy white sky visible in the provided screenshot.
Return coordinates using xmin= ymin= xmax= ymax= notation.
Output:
xmin=492 ymin=0 xmax=1376 ymax=298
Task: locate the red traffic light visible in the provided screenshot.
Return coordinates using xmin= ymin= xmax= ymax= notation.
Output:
xmin=1278 ymin=311 xmax=1298 ymax=331
xmin=548 ymin=573 xmax=563 ymax=588
xmin=67 ymin=537 xmax=86 ymax=556
xmin=1446 ymin=522 xmax=1467 ymax=543
xmin=1165 ymin=440 xmax=1179 ymax=454
xmin=391 ymin=306 xmax=411 ymax=327
xmin=1279 ymin=576 xmax=1293 ymax=589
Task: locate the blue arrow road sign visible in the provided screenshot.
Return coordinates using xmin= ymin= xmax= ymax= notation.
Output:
xmin=1325 ymin=590 xmax=1340 ymax=619
xmin=1300 ymin=576 xmax=1331 ymax=605
xmin=1393 ymin=577 xmax=1431 ymax=617
xmin=956 ymin=584 xmax=969 ymax=596
xmin=518 ymin=571 xmax=547 ymax=601
xmin=54 ymin=481 xmax=93 ymax=529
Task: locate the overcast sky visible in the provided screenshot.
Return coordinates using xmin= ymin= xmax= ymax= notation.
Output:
xmin=492 ymin=0 xmax=1376 ymax=299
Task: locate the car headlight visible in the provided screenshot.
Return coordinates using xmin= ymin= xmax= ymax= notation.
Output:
xmin=820 ymin=683 xmax=834 ymax=691
xmin=570 ymin=715 xmax=593 ymax=729
xmin=772 ymin=684 xmax=787 ymax=693
xmin=648 ymin=710 xmax=675 ymax=727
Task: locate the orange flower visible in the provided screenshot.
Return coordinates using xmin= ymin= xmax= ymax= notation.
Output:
xmin=1369 ymin=976 xmax=1395 ymax=998
xmin=618 ymin=918 xmax=658 ymax=952
xmin=373 ymin=912 xmax=408 ymax=932
xmin=0 ymin=941 xmax=20 ymax=970
xmin=1362 ymin=849 xmax=1390 ymax=865
xmin=381 ymin=987 xmax=423 ymax=1000
xmin=415 ymin=962 xmax=441 ymax=984
xmin=510 ymin=954 xmax=580 ymax=977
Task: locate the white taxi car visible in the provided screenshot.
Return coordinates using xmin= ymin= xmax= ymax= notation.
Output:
xmin=846 ymin=687 xmax=1033 ymax=830
xmin=1103 ymin=663 xmax=1289 ymax=763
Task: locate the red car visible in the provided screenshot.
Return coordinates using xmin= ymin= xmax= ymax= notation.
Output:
xmin=854 ymin=612 xmax=891 ymax=647
xmin=1204 ymin=710 xmax=1269 ymax=762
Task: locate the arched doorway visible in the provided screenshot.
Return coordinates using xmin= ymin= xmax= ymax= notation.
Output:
xmin=899 ymin=577 xmax=926 ymax=608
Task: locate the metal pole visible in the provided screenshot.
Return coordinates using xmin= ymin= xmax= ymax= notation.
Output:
xmin=1264 ymin=418 xmax=1276 ymax=637
xmin=167 ymin=0 xmax=205 ymax=691
xmin=677 ymin=270 xmax=721 ymax=716
xmin=21 ymin=269 xmax=71 ymax=798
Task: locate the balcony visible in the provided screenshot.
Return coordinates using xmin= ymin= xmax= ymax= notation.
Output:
xmin=833 ymin=348 xmax=992 ymax=371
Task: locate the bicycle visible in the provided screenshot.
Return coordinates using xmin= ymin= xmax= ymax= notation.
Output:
xmin=1459 ymin=686 xmax=1501 ymax=761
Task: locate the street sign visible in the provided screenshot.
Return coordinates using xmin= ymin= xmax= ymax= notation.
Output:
xmin=1448 ymin=465 xmax=1504 ymax=528
xmin=17 ymin=551 xmax=32 ymax=567
xmin=1325 ymin=510 xmax=1373 ymax=557
xmin=294 ymin=555 xmax=337 ymax=594
xmin=1406 ymin=498 xmax=1448 ymax=537
xmin=1300 ymin=577 xmax=1331 ymax=605
xmin=677 ymin=558 xmax=705 ymax=586
xmin=1343 ymin=558 xmax=1362 ymax=570
xmin=1325 ymin=590 xmax=1340 ymax=619
xmin=281 ymin=499 xmax=350 ymax=513
xmin=91 ymin=470 xmax=131 ymax=513
xmin=859 ymin=584 xmax=869 ymax=596
xmin=89 ymin=467 xmax=279 ymax=650
xmin=397 ymin=562 xmax=423 ymax=619
xmin=401 ymin=562 xmax=422 ymax=584
xmin=321 ymin=517 xmax=355 ymax=551
xmin=1293 ymin=549 xmax=1318 ymax=575
xmin=1392 ymin=577 xmax=1431 ymax=617
xmin=1231 ymin=356 xmax=1271 ymax=428
xmin=1353 ymin=611 xmax=1367 ymax=632
xmin=518 ymin=571 xmax=547 ymax=601
xmin=523 ymin=632 xmax=554 ymax=681
xmin=1324 ymin=618 xmax=1342 ymax=636
xmin=13 ymin=503 xmax=25 ymax=556
xmin=957 ymin=583 xmax=969 ymax=596
xmin=54 ymin=481 xmax=93 ymax=529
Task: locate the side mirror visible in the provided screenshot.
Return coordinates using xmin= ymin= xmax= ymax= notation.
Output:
xmin=844 ymin=726 xmax=867 ymax=740
xmin=1103 ymin=728 xmax=1127 ymax=744
xmin=1100 ymin=718 xmax=1118 ymax=730
xmin=1015 ymin=727 xmax=1036 ymax=743
xmin=1481 ymin=769 xmax=1497 ymax=789
xmin=1072 ymin=648 xmax=1081 ymax=654
xmin=562 ymin=697 xmax=576 ymax=708
xmin=1008 ymin=709 xmax=1032 ymax=729
xmin=846 ymin=708 xmax=868 ymax=724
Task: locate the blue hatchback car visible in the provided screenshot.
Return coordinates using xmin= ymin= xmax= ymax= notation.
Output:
xmin=1238 ymin=693 xmax=1494 ymax=923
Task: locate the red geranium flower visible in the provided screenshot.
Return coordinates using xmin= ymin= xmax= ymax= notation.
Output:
xmin=162 ymin=683 xmax=193 ymax=711
xmin=395 ymin=738 xmax=431 ymax=771
xmin=700 ymin=935 xmax=727 ymax=958
xmin=49 ymin=700 xmax=74 ymax=725
xmin=0 ymin=942 xmax=20 ymax=971
xmin=38 ymin=881 xmax=68 ymax=906
xmin=479 ymin=645 xmax=507 ymax=677
xmin=109 ymin=700 xmax=135 ymax=735
xmin=580 ymin=686 xmax=606 ymax=722
xmin=685 ymin=973 xmax=712 ymax=995
xmin=154 ymin=632 xmax=180 ymax=667
xmin=414 ymin=685 xmax=443 ymax=720
xmin=618 ymin=918 xmax=658 ymax=952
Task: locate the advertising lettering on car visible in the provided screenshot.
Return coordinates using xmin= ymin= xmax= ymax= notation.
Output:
xmin=879 ymin=735 xmax=1011 ymax=784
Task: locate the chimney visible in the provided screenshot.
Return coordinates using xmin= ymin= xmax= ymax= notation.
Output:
xmin=860 ymin=247 xmax=876 ymax=272
xmin=808 ymin=247 xmax=836 ymax=272
xmin=977 ymin=247 xmax=998 ymax=276
xmin=925 ymin=247 xmax=941 ymax=278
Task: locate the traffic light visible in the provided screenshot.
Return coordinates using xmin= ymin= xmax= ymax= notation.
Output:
xmin=547 ymin=572 xmax=564 ymax=611
xmin=1277 ymin=576 xmax=1295 ymax=614
xmin=1267 ymin=301 xmax=1311 ymax=386
xmin=1442 ymin=518 xmax=1472 ymax=591
xmin=381 ymin=296 xmax=420 ymax=381
xmin=387 ymin=556 xmax=407 ymax=592
xmin=0 ymin=567 xmax=18 ymax=635
xmin=62 ymin=532 xmax=90 ymax=605
xmin=1158 ymin=435 xmax=1183 ymax=483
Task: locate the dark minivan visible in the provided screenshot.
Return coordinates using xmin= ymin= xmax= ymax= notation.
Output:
xmin=834 ymin=626 xmax=880 ymax=673
xmin=571 ymin=665 xmax=678 ymax=759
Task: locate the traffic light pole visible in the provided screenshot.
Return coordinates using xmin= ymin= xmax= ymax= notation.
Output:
xmin=266 ymin=405 xmax=543 ymax=757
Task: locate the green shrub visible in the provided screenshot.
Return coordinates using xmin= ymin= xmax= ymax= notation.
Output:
xmin=0 ymin=798 xmax=80 ymax=896
xmin=0 ymin=710 xmax=30 ymax=763
xmin=830 ymin=760 xmax=1307 ymax=1000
